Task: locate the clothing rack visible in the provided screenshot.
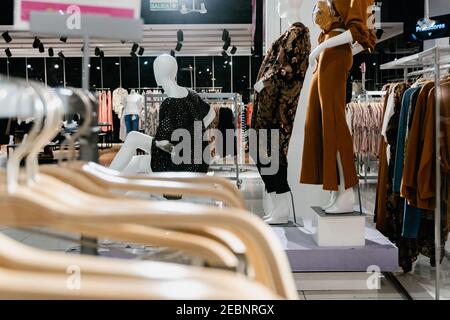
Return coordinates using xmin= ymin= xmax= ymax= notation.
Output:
xmin=380 ymin=45 xmax=450 ymax=300
xmin=197 ymin=92 xmax=243 ymax=188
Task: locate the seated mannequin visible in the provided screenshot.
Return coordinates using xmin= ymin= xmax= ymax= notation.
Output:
xmin=110 ymin=54 xmax=215 ymax=175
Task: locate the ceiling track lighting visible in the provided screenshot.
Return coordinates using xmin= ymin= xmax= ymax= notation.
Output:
xmin=138 ymin=46 xmax=145 ymax=56
xmin=38 ymin=42 xmax=45 ymax=53
xmin=170 ymin=50 xmax=176 ymax=57
xmin=131 ymin=43 xmax=139 ymax=53
xmin=222 ymin=29 xmax=230 ymax=42
xmin=223 ymin=37 xmax=231 ymax=51
xmin=180 ymin=1 xmax=207 ymax=14
xmin=48 ymin=47 xmax=54 ymax=57
xmin=5 ymin=48 xmax=12 ymax=58
xmin=58 ymin=51 xmax=65 ymax=59
xmin=130 ymin=51 xmax=137 ymax=58
xmin=175 ymin=42 xmax=183 ymax=52
xmin=221 ymin=50 xmax=229 ymax=59
xmin=33 ymin=37 xmax=41 ymax=49
xmin=2 ymin=31 xmax=12 ymax=43
xmin=177 ymin=30 xmax=184 ymax=42
xmin=230 ymin=46 xmax=237 ymax=55
xmin=95 ymin=46 xmax=101 ymax=56
xmin=99 ymin=50 xmax=105 ymax=59
xmin=60 ymin=37 xmax=67 ymax=43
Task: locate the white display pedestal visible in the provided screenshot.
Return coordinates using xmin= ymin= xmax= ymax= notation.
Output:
xmin=312 ymin=207 xmax=366 ymax=247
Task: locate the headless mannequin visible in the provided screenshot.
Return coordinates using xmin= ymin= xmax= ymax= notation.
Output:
xmin=109 ymin=54 xmax=188 ymax=173
xmin=254 ymin=0 xmax=305 ymax=224
xmin=309 ymin=5 xmax=375 ymax=214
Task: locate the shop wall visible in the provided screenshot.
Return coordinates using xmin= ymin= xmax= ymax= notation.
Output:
xmin=0 ymin=56 xmax=253 ymax=101
xmin=424 ymin=0 xmax=450 ymax=49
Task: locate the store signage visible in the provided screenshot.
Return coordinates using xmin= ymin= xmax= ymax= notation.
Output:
xmin=149 ymin=0 xmax=179 ymax=11
xmin=14 ymin=0 xmax=141 ymax=30
xmin=407 ymin=14 xmax=450 ymax=41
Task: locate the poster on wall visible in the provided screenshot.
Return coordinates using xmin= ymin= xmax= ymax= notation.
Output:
xmin=14 ymin=0 xmax=142 ymax=30
xmin=149 ymin=0 xmax=179 ymax=11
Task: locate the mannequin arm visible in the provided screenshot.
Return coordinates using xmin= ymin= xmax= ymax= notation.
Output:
xmin=309 ymin=30 xmax=354 ymax=66
xmin=351 ymin=43 xmax=365 ymax=56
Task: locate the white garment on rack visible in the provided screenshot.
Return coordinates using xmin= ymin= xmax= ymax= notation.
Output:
xmin=122 ymin=93 xmax=144 ymax=116
xmin=381 ymin=85 xmax=396 ymax=142
xmin=112 ymin=87 xmax=128 ymax=118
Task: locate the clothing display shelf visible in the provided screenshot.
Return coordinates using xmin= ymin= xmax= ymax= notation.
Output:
xmin=380 ymin=45 xmax=450 ymax=300
xmin=197 ymin=93 xmax=243 ymax=189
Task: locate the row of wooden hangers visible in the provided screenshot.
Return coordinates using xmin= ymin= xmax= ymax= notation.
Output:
xmin=0 ymin=76 xmax=298 ymax=300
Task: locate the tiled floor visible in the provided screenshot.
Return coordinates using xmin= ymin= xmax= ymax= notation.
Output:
xmin=1 ymin=160 xmax=449 ymax=300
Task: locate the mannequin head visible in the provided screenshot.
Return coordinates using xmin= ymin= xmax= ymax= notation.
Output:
xmin=277 ymin=0 xmax=304 ymax=24
xmin=153 ymin=54 xmax=178 ymax=86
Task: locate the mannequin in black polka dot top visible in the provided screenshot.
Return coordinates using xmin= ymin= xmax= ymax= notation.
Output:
xmin=110 ymin=54 xmax=215 ymax=174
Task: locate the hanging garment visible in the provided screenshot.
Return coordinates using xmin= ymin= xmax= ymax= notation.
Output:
xmin=145 ymin=104 xmax=160 ymax=137
xmin=218 ymin=107 xmax=236 ymax=158
xmin=112 ymin=87 xmax=129 ymax=118
xmin=151 ymin=90 xmax=212 ymax=173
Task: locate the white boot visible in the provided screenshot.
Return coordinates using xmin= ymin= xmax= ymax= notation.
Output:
xmin=264 ymin=192 xmax=291 ymax=225
xmin=321 ymin=191 xmax=338 ymax=211
xmin=262 ymin=189 xmax=276 ymax=219
xmin=325 ymin=188 xmax=355 ymax=214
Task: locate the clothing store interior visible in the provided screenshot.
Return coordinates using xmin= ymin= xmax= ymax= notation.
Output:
xmin=0 ymin=0 xmax=449 ymax=301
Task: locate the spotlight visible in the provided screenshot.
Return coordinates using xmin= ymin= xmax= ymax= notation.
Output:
xmin=170 ymin=50 xmax=176 ymax=57
xmin=221 ymin=51 xmax=229 ymax=59
xmin=120 ymin=40 xmax=126 ymax=44
xmin=81 ymin=45 xmax=84 ymax=52
xmin=58 ymin=51 xmax=65 ymax=59
xmin=5 ymin=48 xmax=12 ymax=58
xmin=60 ymin=37 xmax=67 ymax=43
xmin=223 ymin=37 xmax=231 ymax=51
xmin=131 ymin=43 xmax=139 ymax=53
xmin=177 ymin=30 xmax=184 ymax=42
xmin=39 ymin=42 xmax=45 ymax=53
xmin=2 ymin=31 xmax=12 ymax=43
xmin=99 ymin=50 xmax=105 ymax=59
xmin=95 ymin=46 xmax=101 ymax=56
xmin=138 ymin=46 xmax=145 ymax=56
xmin=130 ymin=51 xmax=137 ymax=58
xmin=48 ymin=47 xmax=54 ymax=57
xmin=222 ymin=29 xmax=229 ymax=42
xmin=230 ymin=46 xmax=237 ymax=55
xmin=175 ymin=42 xmax=183 ymax=52
xmin=33 ymin=37 xmax=41 ymax=49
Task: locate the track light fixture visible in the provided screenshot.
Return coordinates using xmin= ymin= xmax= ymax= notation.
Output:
xmin=48 ymin=47 xmax=54 ymax=57
xmin=175 ymin=42 xmax=183 ymax=52
xmin=170 ymin=50 xmax=176 ymax=57
xmin=138 ymin=46 xmax=145 ymax=56
xmin=230 ymin=46 xmax=237 ymax=55
xmin=223 ymin=37 xmax=231 ymax=51
xmin=58 ymin=51 xmax=65 ymax=59
xmin=39 ymin=42 xmax=45 ymax=53
xmin=376 ymin=29 xmax=384 ymax=40
xmin=95 ymin=46 xmax=101 ymax=56
xmin=33 ymin=37 xmax=41 ymax=49
xmin=221 ymin=50 xmax=229 ymax=59
xmin=99 ymin=50 xmax=105 ymax=59
xmin=222 ymin=29 xmax=230 ymax=42
xmin=60 ymin=37 xmax=67 ymax=43
xmin=131 ymin=43 xmax=139 ymax=53
xmin=130 ymin=51 xmax=137 ymax=58
xmin=2 ymin=31 xmax=12 ymax=43
xmin=177 ymin=30 xmax=184 ymax=42
xmin=5 ymin=48 xmax=12 ymax=58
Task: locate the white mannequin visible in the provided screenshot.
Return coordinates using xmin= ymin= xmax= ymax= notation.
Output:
xmin=309 ymin=5 xmax=375 ymax=214
xmin=110 ymin=54 xmax=188 ymax=173
xmin=255 ymin=0 xmax=304 ymax=225
xmin=110 ymin=54 xmax=215 ymax=174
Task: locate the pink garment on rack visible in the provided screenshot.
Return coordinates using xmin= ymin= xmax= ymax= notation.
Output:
xmin=98 ymin=90 xmax=113 ymax=132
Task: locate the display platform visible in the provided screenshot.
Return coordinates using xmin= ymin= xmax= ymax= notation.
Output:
xmin=272 ymin=222 xmax=398 ymax=273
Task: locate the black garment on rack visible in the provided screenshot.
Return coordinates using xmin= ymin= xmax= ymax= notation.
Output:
xmin=0 ymin=119 xmax=9 ymax=144
xmin=151 ymin=90 xmax=211 ymax=173
xmin=217 ymin=107 xmax=237 ymax=158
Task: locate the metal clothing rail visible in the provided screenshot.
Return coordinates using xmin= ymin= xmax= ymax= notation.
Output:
xmin=380 ymin=45 xmax=450 ymax=300
xmin=197 ymin=92 xmax=243 ymax=188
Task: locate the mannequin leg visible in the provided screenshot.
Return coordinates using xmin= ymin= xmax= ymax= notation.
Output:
xmin=325 ymin=151 xmax=356 ymax=214
xmin=264 ymin=165 xmax=293 ymax=225
xmin=109 ymin=131 xmax=153 ymax=171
